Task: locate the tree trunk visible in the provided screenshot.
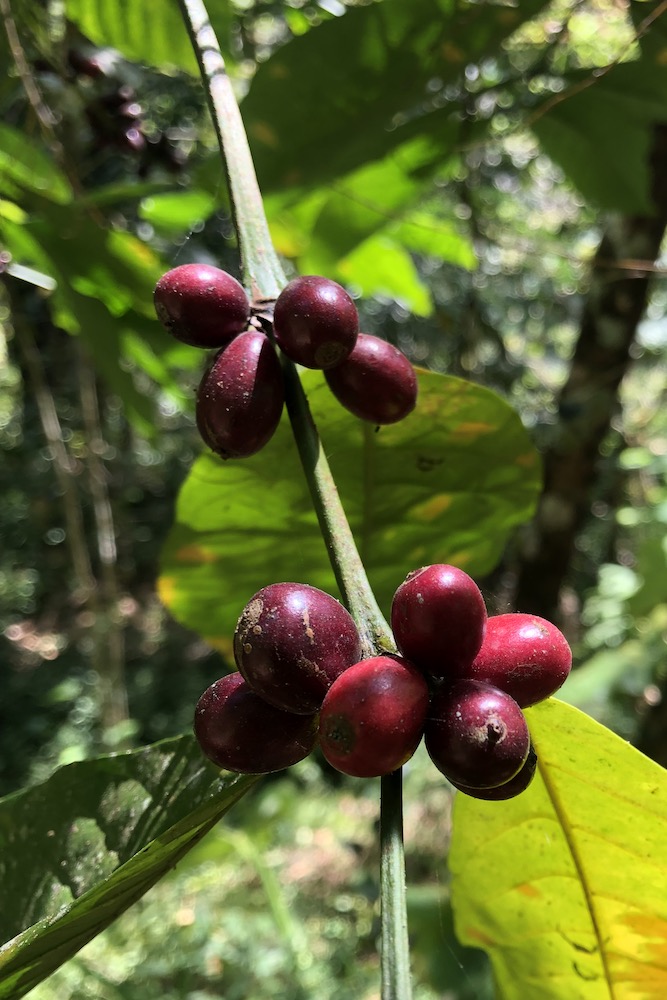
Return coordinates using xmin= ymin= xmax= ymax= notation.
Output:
xmin=512 ymin=125 xmax=667 ymax=625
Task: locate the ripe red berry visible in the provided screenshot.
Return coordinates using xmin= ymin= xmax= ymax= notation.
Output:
xmin=154 ymin=263 xmax=250 ymax=348
xmin=450 ymin=743 xmax=538 ymax=800
xmin=194 ymin=673 xmax=318 ymax=774
xmin=426 ymin=680 xmax=530 ymax=788
xmin=324 ymin=334 xmax=417 ymax=425
xmin=273 ymin=275 xmax=358 ymax=369
xmin=234 ymin=582 xmax=362 ymax=714
xmin=390 ymin=564 xmax=487 ymax=680
xmin=318 ymin=655 xmax=430 ymax=778
xmin=469 ymin=613 xmax=572 ymax=707
xmin=196 ymin=330 xmax=284 ymax=459
xmin=67 ymin=48 xmax=106 ymax=78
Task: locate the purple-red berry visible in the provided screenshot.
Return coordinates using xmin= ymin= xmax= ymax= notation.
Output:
xmin=425 ymin=679 xmax=530 ymax=788
xmin=318 ymin=655 xmax=430 ymax=778
xmin=273 ymin=275 xmax=358 ymax=369
xmin=196 ymin=330 xmax=284 ymax=459
xmin=154 ymin=263 xmax=250 ymax=348
xmin=450 ymin=743 xmax=538 ymax=800
xmin=469 ymin=613 xmax=572 ymax=707
xmin=391 ymin=564 xmax=487 ymax=680
xmin=234 ymin=582 xmax=362 ymax=714
xmin=194 ymin=673 xmax=318 ymax=774
xmin=67 ymin=48 xmax=106 ymax=78
xmin=324 ymin=333 xmax=417 ymax=425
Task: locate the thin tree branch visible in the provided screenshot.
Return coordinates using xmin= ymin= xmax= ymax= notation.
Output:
xmin=78 ymin=347 xmax=129 ymax=737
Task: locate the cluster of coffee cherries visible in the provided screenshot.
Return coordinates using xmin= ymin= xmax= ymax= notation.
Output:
xmin=153 ymin=264 xmax=418 ymax=459
xmin=34 ymin=47 xmax=186 ymax=171
xmin=194 ymin=565 xmax=572 ymax=800
xmin=61 ymin=48 xmax=149 ymax=155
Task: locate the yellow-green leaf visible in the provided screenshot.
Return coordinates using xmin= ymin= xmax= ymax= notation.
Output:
xmin=159 ymin=369 xmax=541 ymax=645
xmin=449 ymin=699 xmax=667 ymax=1000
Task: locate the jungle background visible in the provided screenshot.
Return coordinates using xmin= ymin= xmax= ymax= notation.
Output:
xmin=1 ymin=0 xmax=666 ymax=997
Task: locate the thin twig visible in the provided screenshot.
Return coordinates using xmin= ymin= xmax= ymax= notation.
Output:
xmin=78 ymin=347 xmax=130 ymax=737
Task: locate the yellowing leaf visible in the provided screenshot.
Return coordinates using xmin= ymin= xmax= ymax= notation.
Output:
xmin=449 ymin=699 xmax=667 ymax=1000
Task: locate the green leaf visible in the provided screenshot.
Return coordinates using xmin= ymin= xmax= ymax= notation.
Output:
xmin=0 ymin=735 xmax=258 ymax=999
xmin=291 ymin=151 xmax=428 ymax=270
xmin=270 ymin=141 xmax=476 ymax=293
xmin=1 ymin=201 xmax=198 ymax=433
xmin=29 ymin=201 xmax=165 ymax=319
xmin=0 ymin=125 xmax=72 ymax=204
xmin=159 ymin=369 xmax=540 ymax=652
xmin=64 ymin=0 xmax=234 ymax=73
xmin=449 ymin=699 xmax=667 ymax=1000
xmin=244 ymin=0 xmax=552 ymax=192
xmin=139 ymin=190 xmax=217 ymax=231
xmin=532 ymin=59 xmax=667 ymax=213
xmin=336 ymin=235 xmax=433 ymax=316
xmin=389 ymin=210 xmax=477 ymax=270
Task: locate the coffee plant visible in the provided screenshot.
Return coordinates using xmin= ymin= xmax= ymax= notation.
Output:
xmin=1 ymin=1 xmax=667 ymax=999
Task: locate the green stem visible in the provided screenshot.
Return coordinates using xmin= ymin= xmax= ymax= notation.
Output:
xmin=381 ymin=769 xmax=412 ymax=1000
xmin=177 ymin=0 xmax=284 ymax=302
xmin=280 ymin=357 xmax=392 ymax=657
xmin=177 ymin=3 xmax=411 ymax=997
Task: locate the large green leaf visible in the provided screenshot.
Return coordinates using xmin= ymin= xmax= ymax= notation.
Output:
xmin=244 ymin=0 xmax=552 ymax=193
xmin=532 ymin=58 xmax=667 ymax=213
xmin=159 ymin=369 xmax=540 ymax=654
xmin=0 ymin=125 xmax=72 ymax=205
xmin=64 ymin=0 xmax=234 ymax=73
xmin=336 ymin=234 xmax=433 ymax=316
xmin=0 ymin=735 xmax=257 ymax=999
xmin=270 ymin=143 xmax=476 ymax=307
xmin=449 ymin=699 xmax=667 ymax=1000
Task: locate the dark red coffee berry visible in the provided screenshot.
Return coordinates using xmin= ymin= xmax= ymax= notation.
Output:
xmin=194 ymin=673 xmax=318 ymax=774
xmin=154 ymin=264 xmax=250 ymax=348
xmin=67 ymin=48 xmax=106 ymax=78
xmin=426 ymin=679 xmax=530 ymax=788
xmin=324 ymin=333 xmax=417 ymax=425
xmin=196 ymin=330 xmax=284 ymax=459
xmin=119 ymin=126 xmax=146 ymax=153
xmin=117 ymin=101 xmax=143 ymax=120
xmin=470 ymin=613 xmax=572 ymax=708
xmin=450 ymin=743 xmax=538 ymax=800
xmin=318 ymin=655 xmax=430 ymax=778
xmin=234 ymin=582 xmax=362 ymax=714
xmin=273 ymin=275 xmax=358 ymax=369
xmin=391 ymin=564 xmax=487 ymax=679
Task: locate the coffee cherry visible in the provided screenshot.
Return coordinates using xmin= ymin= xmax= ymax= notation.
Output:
xmin=196 ymin=330 xmax=284 ymax=459
xmin=119 ymin=126 xmax=146 ymax=153
xmin=469 ymin=613 xmax=572 ymax=707
xmin=273 ymin=275 xmax=358 ymax=369
xmin=154 ymin=264 xmax=250 ymax=348
xmin=318 ymin=655 xmax=430 ymax=778
xmin=450 ymin=743 xmax=538 ymax=800
xmin=99 ymin=85 xmax=136 ymax=110
xmin=391 ymin=564 xmax=487 ymax=680
xmin=194 ymin=673 xmax=318 ymax=774
xmin=324 ymin=334 xmax=417 ymax=425
xmin=425 ymin=680 xmax=530 ymax=788
xmin=234 ymin=582 xmax=362 ymax=714
xmin=67 ymin=48 xmax=106 ymax=78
